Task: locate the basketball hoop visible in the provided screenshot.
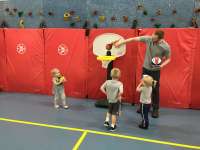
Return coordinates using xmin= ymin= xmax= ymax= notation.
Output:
xmin=97 ymin=56 xmax=116 ymax=68
xmin=93 ymin=33 xmax=126 ymax=69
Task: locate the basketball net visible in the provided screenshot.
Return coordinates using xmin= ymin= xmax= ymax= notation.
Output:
xmin=97 ymin=56 xmax=116 ymax=69
xmin=101 ymin=60 xmax=112 ymax=68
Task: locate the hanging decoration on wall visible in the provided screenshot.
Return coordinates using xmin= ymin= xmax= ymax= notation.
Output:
xmin=69 ymin=10 xmax=75 ymax=16
xmin=137 ymin=4 xmax=144 ymax=10
xmin=5 ymin=7 xmax=15 ymax=16
xmin=64 ymin=12 xmax=71 ymax=21
xmin=93 ymin=23 xmax=98 ymax=28
xmin=122 ymin=16 xmax=129 ymax=23
xmin=48 ymin=11 xmax=54 ymax=16
xmin=191 ymin=17 xmax=198 ymax=28
xmin=172 ymin=9 xmax=177 ymax=15
xmin=156 ymin=9 xmax=162 ymax=16
xmin=5 ymin=8 xmax=9 ymax=12
xmin=99 ymin=16 xmax=106 ymax=22
xmin=70 ymin=22 xmax=76 ymax=27
xmin=18 ymin=11 xmax=24 ymax=17
xmin=13 ymin=8 xmax=18 ymax=13
xmin=92 ymin=10 xmax=98 ymax=16
xmin=111 ymin=16 xmax=117 ymax=22
xmin=170 ymin=24 xmax=175 ymax=28
xmin=38 ymin=10 xmax=44 ymax=16
xmin=39 ymin=20 xmax=47 ymax=28
xmin=194 ymin=8 xmax=200 ymax=14
xmin=19 ymin=19 xmax=25 ymax=28
xmin=1 ymin=20 xmax=9 ymax=28
xmin=74 ymin=16 xmax=81 ymax=22
xmin=143 ymin=10 xmax=148 ymax=16
xmin=154 ymin=23 xmax=161 ymax=28
xmin=9 ymin=11 xmax=14 ymax=16
xmin=28 ymin=12 xmax=33 ymax=17
xmin=131 ymin=19 xmax=138 ymax=28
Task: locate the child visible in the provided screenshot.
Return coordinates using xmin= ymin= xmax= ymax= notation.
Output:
xmin=51 ymin=68 xmax=69 ymax=109
xmin=136 ymin=75 xmax=157 ymax=129
xmin=100 ymin=68 xmax=123 ymax=131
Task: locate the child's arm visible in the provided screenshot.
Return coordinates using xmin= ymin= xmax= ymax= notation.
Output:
xmin=118 ymin=83 xmax=123 ymax=116
xmin=118 ymin=84 xmax=123 ymax=101
xmin=136 ymin=80 xmax=143 ymax=92
xmin=100 ymin=81 xmax=107 ymax=95
xmin=118 ymin=93 xmax=123 ymax=100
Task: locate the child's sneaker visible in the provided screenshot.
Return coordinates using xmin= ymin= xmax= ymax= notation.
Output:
xmin=63 ymin=105 xmax=69 ymax=109
xmin=54 ymin=105 xmax=60 ymax=109
xmin=104 ymin=121 xmax=110 ymax=127
xmin=136 ymin=109 xmax=141 ymax=114
xmin=138 ymin=124 xmax=148 ymax=130
xmin=109 ymin=125 xmax=117 ymax=131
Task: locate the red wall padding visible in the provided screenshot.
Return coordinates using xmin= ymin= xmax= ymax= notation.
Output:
xmin=1 ymin=28 xmax=200 ymax=109
xmin=4 ymin=29 xmax=45 ymax=93
xmin=44 ymin=29 xmax=87 ymax=98
xmin=136 ymin=28 xmax=197 ymax=108
xmin=87 ymin=29 xmax=138 ymax=103
xmin=190 ymin=29 xmax=200 ymax=109
xmin=0 ymin=29 xmax=7 ymax=90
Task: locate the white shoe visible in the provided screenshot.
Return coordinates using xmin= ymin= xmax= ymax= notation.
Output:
xmin=54 ymin=105 xmax=60 ymax=109
xmin=63 ymin=105 xmax=69 ymax=109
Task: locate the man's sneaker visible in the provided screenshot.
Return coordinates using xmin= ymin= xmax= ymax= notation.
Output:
xmin=109 ymin=125 xmax=117 ymax=131
xmin=104 ymin=121 xmax=110 ymax=127
xmin=152 ymin=110 xmax=159 ymax=118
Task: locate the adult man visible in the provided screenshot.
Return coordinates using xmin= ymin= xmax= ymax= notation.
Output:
xmin=115 ymin=30 xmax=171 ymax=118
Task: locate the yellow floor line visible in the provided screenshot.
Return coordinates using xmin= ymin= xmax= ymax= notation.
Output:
xmin=72 ymin=131 xmax=88 ymax=150
xmin=0 ymin=117 xmax=200 ymax=150
xmin=87 ymin=130 xmax=200 ymax=149
xmin=0 ymin=118 xmax=85 ymax=132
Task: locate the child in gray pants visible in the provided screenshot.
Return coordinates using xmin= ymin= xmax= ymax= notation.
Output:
xmin=51 ymin=68 xmax=69 ymax=109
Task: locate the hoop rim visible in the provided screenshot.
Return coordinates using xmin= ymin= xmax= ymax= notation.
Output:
xmin=97 ymin=55 xmax=116 ymax=61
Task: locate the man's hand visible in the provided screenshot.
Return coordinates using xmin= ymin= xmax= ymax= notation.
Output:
xmin=159 ymin=58 xmax=171 ymax=69
xmin=114 ymin=40 xmax=124 ymax=48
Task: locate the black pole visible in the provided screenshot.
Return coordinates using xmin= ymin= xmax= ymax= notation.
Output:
xmin=94 ymin=50 xmax=113 ymax=108
xmin=106 ymin=50 xmax=113 ymax=80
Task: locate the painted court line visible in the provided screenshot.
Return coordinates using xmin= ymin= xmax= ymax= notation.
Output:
xmin=0 ymin=117 xmax=85 ymax=132
xmin=72 ymin=131 xmax=88 ymax=150
xmin=0 ymin=117 xmax=200 ymax=150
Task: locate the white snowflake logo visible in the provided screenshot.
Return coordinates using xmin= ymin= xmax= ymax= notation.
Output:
xmin=16 ymin=43 xmax=26 ymax=54
xmin=57 ymin=44 xmax=68 ymax=55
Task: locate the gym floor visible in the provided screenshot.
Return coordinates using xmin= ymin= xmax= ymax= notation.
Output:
xmin=0 ymin=92 xmax=199 ymax=150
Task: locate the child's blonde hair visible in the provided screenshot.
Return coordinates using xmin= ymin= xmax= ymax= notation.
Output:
xmin=51 ymin=68 xmax=60 ymax=76
xmin=143 ymin=75 xmax=157 ymax=87
xmin=111 ymin=68 xmax=121 ymax=79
